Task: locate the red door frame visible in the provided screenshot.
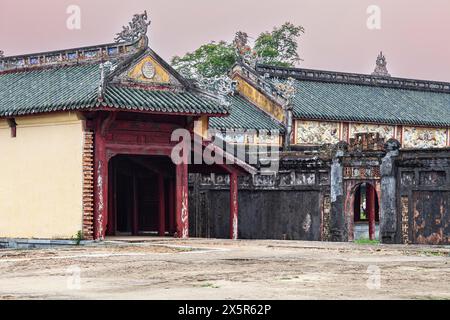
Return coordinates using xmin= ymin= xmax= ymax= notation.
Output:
xmin=92 ymin=114 xmax=250 ymax=241
xmin=344 ymin=180 xmax=381 ymax=242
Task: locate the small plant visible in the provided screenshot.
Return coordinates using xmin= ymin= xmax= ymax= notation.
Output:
xmin=74 ymin=230 xmax=83 ymax=245
xmin=199 ymin=282 xmax=220 ymax=289
xmin=354 ymin=239 xmax=380 ymax=245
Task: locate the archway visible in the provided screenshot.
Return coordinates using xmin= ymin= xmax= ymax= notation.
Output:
xmin=353 ymin=183 xmax=380 ymax=241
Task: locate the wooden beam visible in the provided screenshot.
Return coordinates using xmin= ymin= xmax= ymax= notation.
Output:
xmin=100 ymin=111 xmax=117 ymax=137
xmin=6 ymin=118 xmax=16 ymax=138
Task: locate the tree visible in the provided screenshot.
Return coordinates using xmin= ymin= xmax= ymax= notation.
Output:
xmin=254 ymin=22 xmax=304 ymax=67
xmin=171 ymin=22 xmax=304 ymax=79
xmin=170 ymin=41 xmax=236 ymax=80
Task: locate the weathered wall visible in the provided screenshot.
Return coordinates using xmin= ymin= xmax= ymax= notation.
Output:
xmin=189 ymin=156 xmax=330 ymax=240
xmin=395 ymin=148 xmax=450 ymax=245
xmin=0 ymin=112 xmax=84 ymax=239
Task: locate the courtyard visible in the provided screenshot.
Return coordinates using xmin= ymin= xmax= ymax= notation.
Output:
xmin=0 ymin=239 xmax=449 ymax=300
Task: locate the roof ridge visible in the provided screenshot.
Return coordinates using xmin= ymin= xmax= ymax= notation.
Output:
xmin=0 ymin=38 xmax=145 ymax=74
xmin=257 ymin=65 xmax=450 ymax=94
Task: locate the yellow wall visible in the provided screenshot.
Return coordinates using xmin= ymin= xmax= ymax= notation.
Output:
xmin=0 ymin=112 xmax=84 ymax=239
xmin=234 ymin=75 xmax=285 ymax=122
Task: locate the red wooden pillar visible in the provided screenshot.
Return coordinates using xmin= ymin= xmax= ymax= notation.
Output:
xmin=175 ymin=162 xmax=189 ymax=238
xmin=107 ymin=161 xmax=115 ymax=236
xmin=158 ymin=174 xmax=166 ymax=237
xmin=367 ymin=184 xmax=376 ymax=241
xmin=132 ymin=173 xmax=139 ymax=236
xmin=94 ymin=128 xmax=108 ymax=240
xmin=168 ymin=179 xmax=175 ymax=235
xmin=230 ymin=172 xmax=239 ymax=240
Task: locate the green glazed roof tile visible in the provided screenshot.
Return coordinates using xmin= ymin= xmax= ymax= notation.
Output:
xmin=0 ymin=62 xmax=227 ymax=117
xmin=288 ymin=79 xmax=450 ymax=127
xmin=210 ymin=95 xmax=283 ymax=131
xmin=103 ymin=86 xmax=226 ymax=114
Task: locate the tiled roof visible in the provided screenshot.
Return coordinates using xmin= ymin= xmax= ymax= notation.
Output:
xmin=103 ymin=86 xmax=227 ymax=115
xmin=0 ymin=44 xmax=227 ymax=117
xmin=0 ymin=64 xmax=100 ymax=117
xmin=289 ymin=80 xmax=450 ymax=126
xmin=257 ymin=65 xmax=450 ymax=127
xmin=210 ymin=95 xmax=283 ymax=131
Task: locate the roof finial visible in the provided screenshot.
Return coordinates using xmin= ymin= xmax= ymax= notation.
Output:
xmin=115 ymin=11 xmax=151 ymax=43
xmin=233 ymin=31 xmax=259 ymax=69
xmin=0 ymin=50 xmax=4 ymax=58
xmin=372 ymin=51 xmax=391 ymax=77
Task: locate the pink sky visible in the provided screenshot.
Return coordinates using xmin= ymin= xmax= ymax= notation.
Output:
xmin=1 ymin=0 xmax=450 ymax=81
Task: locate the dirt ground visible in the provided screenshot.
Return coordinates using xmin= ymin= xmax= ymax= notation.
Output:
xmin=0 ymin=238 xmax=449 ymax=300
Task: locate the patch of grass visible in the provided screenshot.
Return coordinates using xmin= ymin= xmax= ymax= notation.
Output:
xmin=413 ymin=295 xmax=450 ymax=300
xmin=199 ymin=282 xmax=220 ymax=289
xmin=173 ymin=247 xmax=195 ymax=253
xmin=354 ymin=239 xmax=380 ymax=245
xmin=421 ymin=251 xmax=446 ymax=257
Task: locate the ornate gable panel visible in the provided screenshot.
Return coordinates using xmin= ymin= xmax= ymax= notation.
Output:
xmin=117 ymin=53 xmax=181 ymax=86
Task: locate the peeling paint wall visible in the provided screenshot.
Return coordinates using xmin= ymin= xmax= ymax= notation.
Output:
xmin=395 ymin=149 xmax=450 ymax=245
xmin=0 ymin=113 xmax=84 ymax=239
xmin=189 ymin=159 xmax=330 ymax=241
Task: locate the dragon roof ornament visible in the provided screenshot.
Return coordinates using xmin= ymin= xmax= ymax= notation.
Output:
xmin=233 ymin=31 xmax=260 ymax=69
xmin=197 ymin=76 xmax=237 ymax=108
xmin=115 ymin=11 xmax=151 ymax=43
xmin=272 ymin=77 xmax=297 ymax=107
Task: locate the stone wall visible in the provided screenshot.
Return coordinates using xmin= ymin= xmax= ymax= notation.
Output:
xmin=189 ymin=137 xmax=450 ymax=245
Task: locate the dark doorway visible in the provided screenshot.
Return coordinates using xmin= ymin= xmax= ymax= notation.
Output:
xmin=107 ymin=155 xmax=175 ymax=237
xmin=353 ymin=183 xmax=380 ymax=241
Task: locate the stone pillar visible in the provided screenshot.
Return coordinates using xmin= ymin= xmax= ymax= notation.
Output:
xmin=330 ymin=142 xmax=347 ymax=242
xmin=380 ymin=139 xmax=401 ymax=244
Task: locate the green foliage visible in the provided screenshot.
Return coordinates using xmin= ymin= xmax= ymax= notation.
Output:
xmin=254 ymin=22 xmax=305 ymax=67
xmin=354 ymin=239 xmax=380 ymax=245
xmin=74 ymin=230 xmax=83 ymax=245
xmin=171 ymin=22 xmax=304 ymax=79
xmin=171 ymin=41 xmax=236 ymax=80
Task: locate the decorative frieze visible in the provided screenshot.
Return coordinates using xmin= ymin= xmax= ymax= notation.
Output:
xmin=344 ymin=166 xmax=381 ymax=180
xmin=403 ymin=127 xmax=448 ymax=149
xmin=296 ymin=120 xmax=340 ymax=145
xmin=0 ymin=41 xmax=141 ymax=72
xmin=348 ymin=132 xmax=385 ymax=152
xmin=349 ymin=123 xmax=395 ymax=140
xmin=214 ymin=130 xmax=280 ymax=145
